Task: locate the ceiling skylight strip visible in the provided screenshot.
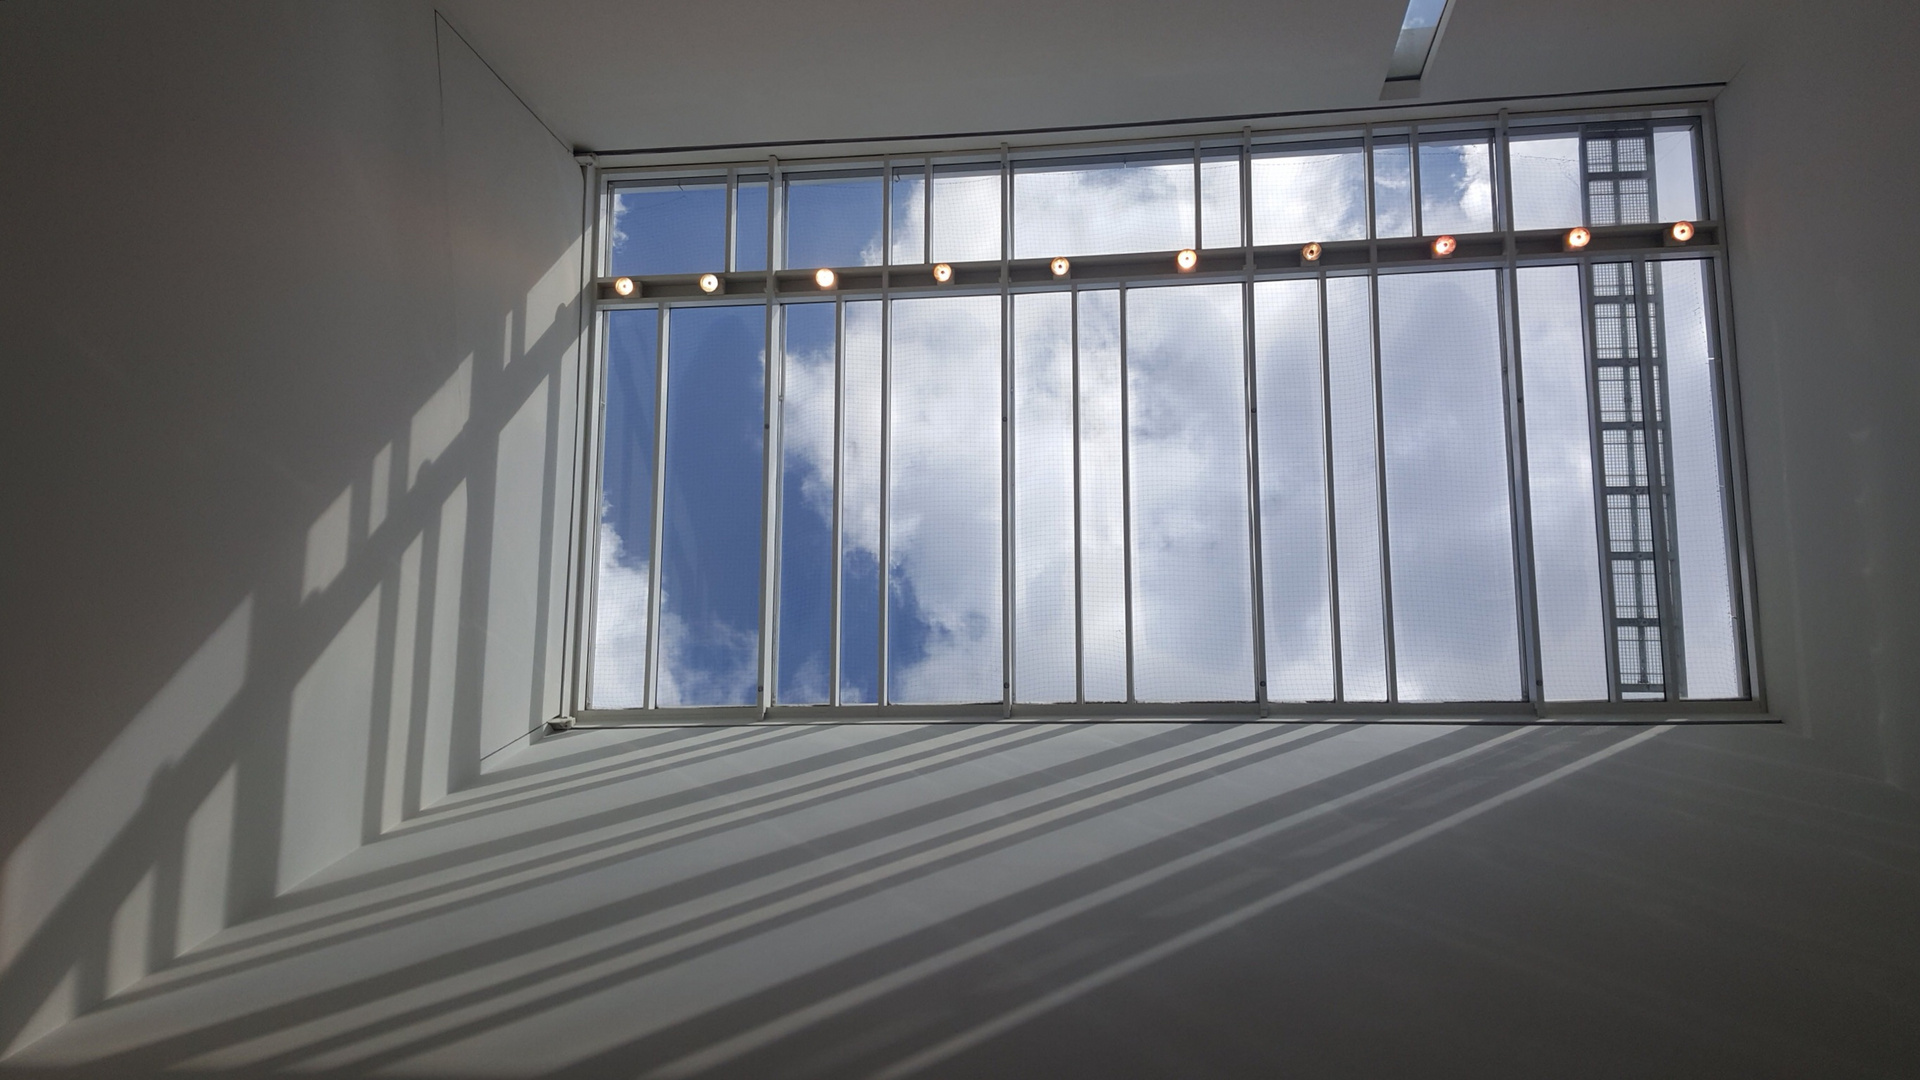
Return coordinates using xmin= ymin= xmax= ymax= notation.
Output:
xmin=1386 ymin=0 xmax=1451 ymax=81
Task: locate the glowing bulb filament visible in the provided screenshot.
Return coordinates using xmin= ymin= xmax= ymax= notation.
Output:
xmin=1175 ymin=248 xmax=1198 ymax=271
xmin=612 ymin=276 xmax=635 ymax=297
xmin=1301 ymin=242 xmax=1323 ymax=262
xmin=933 ymin=263 xmax=954 ymax=283
xmin=1565 ymin=227 xmax=1591 ymax=250
xmin=1670 ymin=220 xmax=1695 ymax=243
xmin=1050 ymin=257 xmax=1071 ymax=277
xmin=1431 ymin=235 xmax=1457 ymax=257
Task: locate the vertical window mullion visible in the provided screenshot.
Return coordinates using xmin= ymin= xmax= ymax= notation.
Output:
xmin=1241 ymin=273 xmax=1269 ymax=712
xmin=1368 ymin=275 xmax=1398 ymax=702
xmin=1071 ymin=287 xmax=1085 ymax=705
xmin=643 ymin=306 xmax=671 ymax=709
xmin=1118 ymin=287 xmax=1136 ymax=704
xmin=830 ymin=297 xmax=846 ymax=706
xmin=1317 ymin=274 xmax=1345 ymax=702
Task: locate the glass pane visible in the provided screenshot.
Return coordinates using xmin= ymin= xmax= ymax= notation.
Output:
xmin=1325 ymin=276 xmax=1387 ymax=700
xmin=1251 ymin=143 xmax=1368 ymax=246
xmin=1388 ymin=0 xmax=1449 ymax=80
xmin=888 ymin=294 xmax=1003 ymax=703
xmin=1013 ymin=152 xmax=1194 ymax=258
xmin=658 ymin=305 xmax=765 ymax=706
xmin=734 ymin=179 xmax=768 ymax=273
xmin=1516 ymin=266 xmax=1609 ymax=701
xmin=1658 ymin=261 xmax=1741 ymax=698
xmin=1377 ymin=270 xmax=1520 ymax=701
xmin=775 ymin=304 xmax=835 ymax=704
xmin=1653 ymin=126 xmax=1701 ymax=222
xmin=1013 ymin=292 xmax=1076 ymax=703
xmin=1201 ymin=150 xmax=1242 ymax=249
xmin=1418 ymin=134 xmax=1494 ymax=235
xmin=589 ymin=309 xmax=659 ymax=708
xmin=786 ymin=173 xmax=883 ymax=269
xmin=1509 ymin=133 xmax=1583 ymax=231
xmin=890 ymin=166 xmax=926 ymax=265
xmin=1372 ymin=140 xmax=1414 ymax=238
xmin=1078 ymin=290 xmax=1128 ymax=702
xmin=841 ymin=302 xmax=883 ymax=703
xmin=930 ymin=165 xmax=1001 ymax=263
xmin=1253 ymin=279 xmax=1334 ymax=701
xmin=1126 ymin=283 xmax=1254 ymax=702
xmin=609 ymin=182 xmax=726 ymax=276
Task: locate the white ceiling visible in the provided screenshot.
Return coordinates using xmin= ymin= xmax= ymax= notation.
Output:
xmin=434 ymin=0 xmax=1756 ymax=153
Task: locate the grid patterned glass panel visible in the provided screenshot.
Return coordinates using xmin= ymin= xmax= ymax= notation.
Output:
xmin=1654 ymin=126 xmax=1702 ymax=223
xmin=1372 ymin=140 xmax=1415 ymax=238
xmin=1013 ymin=152 xmax=1194 ymax=258
xmin=1509 ymin=133 xmax=1583 ymax=231
xmin=774 ymin=304 xmax=835 ymax=704
xmin=1077 ymin=290 xmax=1128 ymax=702
xmin=888 ymin=294 xmax=1003 ymax=704
xmin=589 ymin=309 xmax=659 ymax=708
xmin=1201 ymin=149 xmax=1243 ymax=249
xmin=1253 ymin=279 xmax=1334 ymax=701
xmin=610 ymin=181 xmax=727 ymax=276
xmin=930 ymin=165 xmax=1002 ymax=264
xmin=1377 ymin=270 xmax=1521 ymax=701
xmin=1125 ymin=283 xmax=1254 ymax=701
xmin=657 ymin=305 xmax=766 ymax=707
xmin=1252 ymin=143 xmax=1369 ymax=246
xmin=786 ymin=173 xmax=884 ymax=268
xmin=1012 ymin=292 xmax=1076 ymax=703
xmin=1325 ymin=275 xmax=1388 ymax=700
xmin=735 ymin=178 xmax=769 ymax=272
xmin=889 ymin=165 xmax=926 ymax=265
xmin=840 ymin=302 xmax=884 ymax=703
xmin=1418 ymin=134 xmax=1495 ymax=235
xmin=1516 ymin=266 xmax=1609 ymax=701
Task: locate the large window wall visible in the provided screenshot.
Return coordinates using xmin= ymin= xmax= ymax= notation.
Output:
xmin=576 ymin=108 xmax=1755 ymax=718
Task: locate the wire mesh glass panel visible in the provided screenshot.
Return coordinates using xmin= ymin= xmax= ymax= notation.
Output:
xmin=1251 ymin=143 xmax=1368 ymax=246
xmin=1201 ymin=148 xmax=1242 ymax=249
xmin=1013 ymin=152 xmax=1194 ymax=259
xmin=609 ymin=181 xmax=727 ymax=276
xmin=1013 ymin=292 xmax=1077 ymax=703
xmin=774 ymin=303 xmax=835 ymax=704
xmin=930 ymin=164 xmax=1002 ymax=264
xmin=1418 ymin=134 xmax=1495 ymax=235
xmin=1126 ymin=283 xmax=1254 ymax=701
xmin=657 ymin=305 xmax=766 ymax=706
xmin=1077 ymin=290 xmax=1128 ymax=702
xmin=589 ymin=308 xmax=659 ymax=708
xmin=1325 ymin=276 xmax=1387 ymax=700
xmin=1372 ymin=139 xmax=1414 ymax=238
xmin=1658 ymin=260 xmax=1741 ymax=698
xmin=840 ymin=302 xmax=884 ymax=703
xmin=890 ymin=164 xmax=926 ymax=265
xmin=735 ymin=177 xmax=768 ymax=272
xmin=1253 ymin=279 xmax=1334 ymax=701
xmin=1509 ymin=133 xmax=1583 ymax=231
xmin=888 ymin=294 xmax=1003 ymax=703
xmin=1377 ymin=270 xmax=1521 ymax=701
xmin=1654 ymin=126 xmax=1702 ymax=222
xmin=1516 ymin=266 xmax=1609 ymax=701
xmin=786 ymin=172 xmax=884 ymax=268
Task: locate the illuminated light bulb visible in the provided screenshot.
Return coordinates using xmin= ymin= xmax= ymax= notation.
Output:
xmin=698 ymin=273 xmax=721 ymax=294
xmin=1301 ymin=242 xmax=1323 ymax=262
xmin=814 ymin=267 xmax=837 ymax=289
xmin=933 ymin=263 xmax=954 ymax=283
xmin=1050 ymin=257 xmax=1071 ymax=277
xmin=1565 ymin=226 xmax=1591 ymax=250
xmin=1669 ymin=220 xmax=1695 ymax=243
xmin=1175 ymin=248 xmax=1199 ymax=271
xmin=612 ymin=276 xmax=636 ymax=297
xmin=1431 ymin=234 xmax=1457 ymax=257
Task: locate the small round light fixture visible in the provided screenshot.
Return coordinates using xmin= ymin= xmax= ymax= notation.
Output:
xmin=1175 ymin=248 xmax=1199 ymax=272
xmin=698 ymin=273 xmax=721 ymax=294
xmin=1565 ymin=226 xmax=1592 ymax=250
xmin=1050 ymin=257 xmax=1071 ymax=278
xmin=1431 ymin=234 xmax=1458 ymax=258
xmin=1669 ymin=220 xmax=1695 ymax=243
xmin=933 ymin=262 xmax=954 ymax=283
xmin=612 ymin=276 xmax=636 ymax=297
xmin=1301 ymin=242 xmax=1323 ymax=262
xmin=814 ymin=267 xmax=837 ymax=289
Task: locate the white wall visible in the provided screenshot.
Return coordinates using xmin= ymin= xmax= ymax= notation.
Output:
xmin=0 ymin=0 xmax=582 ymax=1049
xmin=1714 ymin=0 xmax=1920 ymax=788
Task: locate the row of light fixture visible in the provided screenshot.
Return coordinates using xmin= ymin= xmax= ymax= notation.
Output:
xmin=606 ymin=223 xmax=1696 ymax=297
